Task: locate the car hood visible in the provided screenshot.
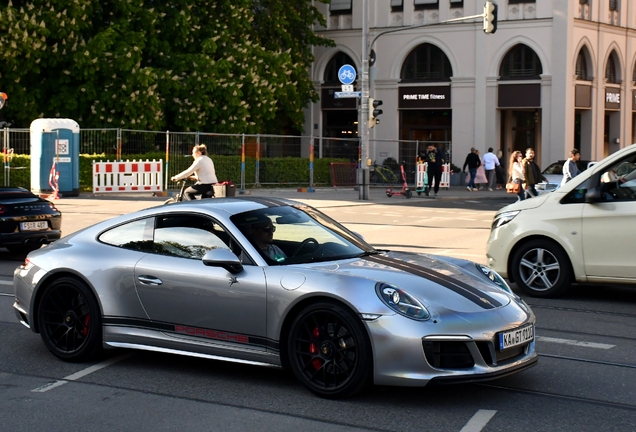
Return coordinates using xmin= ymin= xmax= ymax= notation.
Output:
xmin=498 ymin=192 xmax=550 ymax=213
xmin=301 ymin=251 xmax=512 ymax=313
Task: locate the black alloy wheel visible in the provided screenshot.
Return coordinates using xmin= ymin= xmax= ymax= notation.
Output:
xmin=287 ymin=301 xmax=372 ymax=398
xmin=38 ymin=277 xmax=102 ymax=361
xmin=510 ymin=239 xmax=572 ymax=298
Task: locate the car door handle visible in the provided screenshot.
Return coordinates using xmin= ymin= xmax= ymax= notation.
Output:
xmin=137 ymin=275 xmax=163 ymax=285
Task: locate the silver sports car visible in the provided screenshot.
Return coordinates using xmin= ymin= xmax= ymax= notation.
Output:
xmin=14 ymin=197 xmax=537 ymax=398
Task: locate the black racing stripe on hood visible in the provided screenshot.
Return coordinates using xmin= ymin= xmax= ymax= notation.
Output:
xmin=363 ymin=255 xmax=502 ymax=309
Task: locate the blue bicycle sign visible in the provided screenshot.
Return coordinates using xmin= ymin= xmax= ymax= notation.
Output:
xmin=338 ymin=65 xmax=356 ymax=85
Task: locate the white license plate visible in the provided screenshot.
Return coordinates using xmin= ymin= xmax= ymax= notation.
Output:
xmin=498 ymin=324 xmax=534 ymax=351
xmin=20 ymin=221 xmax=48 ymax=231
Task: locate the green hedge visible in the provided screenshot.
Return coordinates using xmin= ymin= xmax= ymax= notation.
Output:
xmin=0 ymin=154 xmax=348 ymax=191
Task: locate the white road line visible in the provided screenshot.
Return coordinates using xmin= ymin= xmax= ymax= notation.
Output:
xmin=31 ymin=353 xmax=132 ymax=393
xmin=536 ymin=336 xmax=615 ymax=350
xmin=460 ymin=410 xmax=497 ymax=432
xmin=0 ymin=280 xmax=12 ymax=285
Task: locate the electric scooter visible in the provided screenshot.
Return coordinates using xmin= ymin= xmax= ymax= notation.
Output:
xmin=386 ymin=161 xmax=412 ymax=198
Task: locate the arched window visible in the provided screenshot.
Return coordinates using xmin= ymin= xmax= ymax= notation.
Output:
xmin=499 ymin=44 xmax=543 ymax=80
xmin=605 ymin=51 xmax=620 ymax=84
xmin=575 ymin=48 xmax=590 ymax=81
xmin=400 ymin=43 xmax=452 ymax=82
xmin=323 ymin=52 xmax=356 ymax=85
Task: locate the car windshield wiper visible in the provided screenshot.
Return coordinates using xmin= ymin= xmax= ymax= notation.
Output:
xmin=357 ymin=250 xmax=384 ymax=257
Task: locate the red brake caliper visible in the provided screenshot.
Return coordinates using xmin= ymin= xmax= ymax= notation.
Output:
xmin=82 ymin=315 xmax=91 ymax=336
xmin=310 ymin=327 xmax=322 ymax=370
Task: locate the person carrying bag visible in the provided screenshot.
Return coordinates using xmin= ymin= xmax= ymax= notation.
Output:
xmin=507 ymin=150 xmax=525 ymax=201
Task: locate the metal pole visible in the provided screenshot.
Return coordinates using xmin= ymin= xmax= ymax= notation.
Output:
xmin=359 ymin=0 xmax=370 ymax=200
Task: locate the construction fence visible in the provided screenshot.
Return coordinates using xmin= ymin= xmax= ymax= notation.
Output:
xmin=1 ymin=127 xmax=452 ymax=191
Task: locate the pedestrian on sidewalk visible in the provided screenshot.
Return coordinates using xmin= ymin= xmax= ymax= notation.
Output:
xmin=561 ymin=148 xmax=582 ymax=186
xmin=508 ymin=150 xmax=525 ymax=202
xmin=481 ymin=147 xmax=500 ymax=191
xmin=462 ymin=147 xmax=481 ymax=191
xmin=425 ymin=143 xmax=445 ymax=197
xmin=522 ymin=148 xmax=547 ymax=199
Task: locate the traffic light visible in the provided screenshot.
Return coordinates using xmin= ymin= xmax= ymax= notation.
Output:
xmin=483 ymin=2 xmax=498 ymax=34
xmin=369 ymin=98 xmax=383 ymax=129
xmin=0 ymin=92 xmax=7 ymax=110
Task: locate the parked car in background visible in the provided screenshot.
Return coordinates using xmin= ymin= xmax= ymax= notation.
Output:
xmin=487 ymin=143 xmax=636 ymax=298
xmin=0 ymin=187 xmax=61 ymax=253
xmin=14 ymin=197 xmax=536 ymax=398
xmin=535 ymin=159 xmax=595 ymax=194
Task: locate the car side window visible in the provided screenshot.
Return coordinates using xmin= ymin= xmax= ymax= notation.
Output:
xmin=598 ymin=158 xmax=636 ymax=202
xmin=154 ymin=215 xmax=231 ymax=259
xmin=99 ymin=218 xmax=154 ymax=251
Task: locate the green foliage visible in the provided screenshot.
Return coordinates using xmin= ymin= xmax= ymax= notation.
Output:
xmin=0 ymin=1 xmax=334 ymax=134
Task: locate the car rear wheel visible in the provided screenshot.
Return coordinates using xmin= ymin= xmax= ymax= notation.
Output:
xmin=287 ymin=301 xmax=372 ymax=399
xmin=511 ymin=239 xmax=572 ymax=298
xmin=38 ymin=277 xmax=102 ymax=361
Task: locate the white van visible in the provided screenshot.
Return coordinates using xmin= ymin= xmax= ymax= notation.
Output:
xmin=487 ymin=143 xmax=636 ymax=297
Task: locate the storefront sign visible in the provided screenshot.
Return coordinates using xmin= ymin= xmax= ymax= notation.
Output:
xmin=575 ymin=85 xmax=591 ymax=109
xmin=498 ymin=84 xmax=541 ymax=108
xmin=399 ymin=86 xmax=451 ymax=109
xmin=605 ymin=88 xmax=620 ymax=110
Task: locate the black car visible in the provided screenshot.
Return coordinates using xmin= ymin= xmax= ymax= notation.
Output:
xmin=0 ymin=187 xmax=61 ymax=253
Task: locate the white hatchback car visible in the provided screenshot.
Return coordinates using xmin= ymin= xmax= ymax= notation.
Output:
xmin=487 ymin=143 xmax=636 ymax=297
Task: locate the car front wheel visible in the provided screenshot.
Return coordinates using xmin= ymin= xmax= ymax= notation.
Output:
xmin=38 ymin=277 xmax=103 ymax=361
xmin=287 ymin=301 xmax=372 ymax=399
xmin=511 ymin=239 xmax=572 ymax=298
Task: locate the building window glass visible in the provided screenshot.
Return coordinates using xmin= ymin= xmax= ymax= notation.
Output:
xmin=401 ymin=43 xmax=452 ymax=82
xmin=579 ymin=0 xmax=589 ymax=4
xmin=330 ymin=0 xmax=352 ymax=15
xmin=609 ymin=0 xmax=619 ymax=11
xmin=606 ymin=58 xmax=617 ymax=83
xmin=414 ymin=0 xmax=439 ymax=11
xmin=449 ymin=0 xmax=464 ymax=7
xmin=576 ymin=50 xmax=589 ymax=81
xmin=509 ymin=0 xmax=536 ymax=4
xmin=391 ymin=0 xmax=404 ymax=12
xmin=499 ymin=44 xmax=543 ymax=80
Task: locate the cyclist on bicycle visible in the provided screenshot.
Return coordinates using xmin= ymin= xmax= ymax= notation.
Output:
xmin=171 ymin=144 xmax=218 ymax=200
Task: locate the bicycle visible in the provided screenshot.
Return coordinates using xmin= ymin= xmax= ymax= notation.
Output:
xmin=369 ymin=161 xmax=399 ymax=184
xmin=164 ymin=180 xmax=214 ymax=204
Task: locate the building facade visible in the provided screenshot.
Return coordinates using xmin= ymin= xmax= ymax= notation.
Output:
xmin=304 ymin=0 xmax=636 ymax=171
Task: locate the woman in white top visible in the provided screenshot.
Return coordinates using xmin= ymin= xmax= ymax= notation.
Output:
xmin=171 ymin=144 xmax=218 ymax=200
xmin=508 ymin=150 xmax=525 ymax=201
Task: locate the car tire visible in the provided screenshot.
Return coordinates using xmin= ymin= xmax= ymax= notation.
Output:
xmin=287 ymin=301 xmax=372 ymax=399
xmin=38 ymin=277 xmax=103 ymax=361
xmin=510 ymin=239 xmax=572 ymax=298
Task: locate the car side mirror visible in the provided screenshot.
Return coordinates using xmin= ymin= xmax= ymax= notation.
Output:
xmin=585 ymin=187 xmax=603 ymax=203
xmin=202 ymin=248 xmax=244 ymax=274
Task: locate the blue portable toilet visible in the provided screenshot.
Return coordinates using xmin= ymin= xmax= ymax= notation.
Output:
xmin=30 ymin=118 xmax=80 ymax=197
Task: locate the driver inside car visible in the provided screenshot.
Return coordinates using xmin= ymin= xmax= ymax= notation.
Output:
xmin=250 ymin=218 xmax=287 ymax=262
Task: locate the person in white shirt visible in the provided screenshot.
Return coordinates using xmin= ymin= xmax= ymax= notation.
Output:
xmin=171 ymin=144 xmax=218 ymax=200
xmin=561 ymin=149 xmax=582 ymax=187
xmin=481 ymin=147 xmax=500 ymax=191
xmin=508 ymin=150 xmax=525 ymax=201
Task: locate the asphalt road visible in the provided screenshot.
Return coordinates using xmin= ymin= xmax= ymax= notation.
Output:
xmin=1 ymin=189 xmax=635 ymax=431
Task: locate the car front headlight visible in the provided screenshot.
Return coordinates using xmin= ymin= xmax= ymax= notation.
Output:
xmin=375 ymin=283 xmax=430 ymax=321
xmin=491 ymin=210 xmax=520 ymax=230
xmin=477 ymin=264 xmax=513 ymax=294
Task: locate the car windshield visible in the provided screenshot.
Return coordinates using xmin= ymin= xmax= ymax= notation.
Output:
xmin=230 ymin=205 xmax=376 ymax=265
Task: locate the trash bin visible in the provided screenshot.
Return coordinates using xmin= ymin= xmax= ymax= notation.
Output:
xmin=226 ymin=183 xmax=236 ymax=197
xmin=213 ymin=183 xmax=226 ymax=198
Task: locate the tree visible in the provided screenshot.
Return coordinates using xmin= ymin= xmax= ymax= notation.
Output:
xmin=0 ymin=0 xmax=333 ymax=133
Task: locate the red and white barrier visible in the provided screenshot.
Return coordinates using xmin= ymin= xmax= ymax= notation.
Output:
xmin=93 ymin=160 xmax=163 ymax=193
xmin=440 ymin=163 xmax=451 ymax=189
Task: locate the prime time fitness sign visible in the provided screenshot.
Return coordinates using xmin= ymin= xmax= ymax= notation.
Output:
xmin=399 ymin=86 xmax=451 ymax=109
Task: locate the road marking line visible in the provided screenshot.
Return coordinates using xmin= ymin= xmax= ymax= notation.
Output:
xmin=0 ymin=280 xmax=12 ymax=285
xmin=31 ymin=353 xmax=131 ymax=393
xmin=537 ymin=336 xmax=615 ymax=349
xmin=460 ymin=410 xmax=497 ymax=432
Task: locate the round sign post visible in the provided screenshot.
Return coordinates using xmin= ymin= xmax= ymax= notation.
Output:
xmin=338 ymin=65 xmax=357 ymax=85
